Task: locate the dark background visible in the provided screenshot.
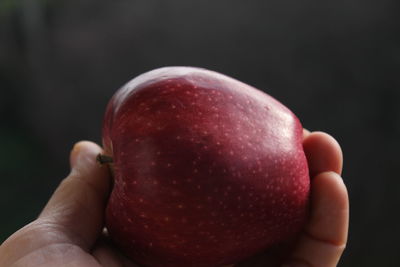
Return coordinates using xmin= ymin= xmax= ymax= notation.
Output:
xmin=1 ymin=0 xmax=399 ymax=266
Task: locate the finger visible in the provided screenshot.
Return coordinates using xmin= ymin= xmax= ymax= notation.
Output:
xmin=303 ymin=131 xmax=343 ymax=176
xmin=283 ymin=171 xmax=349 ymax=267
xmin=38 ymin=141 xmax=111 ymax=249
xmin=303 ymin=128 xmax=311 ymax=140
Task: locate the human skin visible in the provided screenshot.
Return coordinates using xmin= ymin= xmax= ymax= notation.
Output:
xmin=0 ymin=130 xmax=348 ymax=267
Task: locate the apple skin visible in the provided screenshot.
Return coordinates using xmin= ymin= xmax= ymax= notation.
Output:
xmin=101 ymin=67 xmax=310 ymax=267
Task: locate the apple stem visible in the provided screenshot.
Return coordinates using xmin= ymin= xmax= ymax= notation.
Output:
xmin=96 ymin=154 xmax=114 ymax=164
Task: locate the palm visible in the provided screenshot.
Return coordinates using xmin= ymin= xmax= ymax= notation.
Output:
xmin=0 ymin=219 xmax=138 ymax=267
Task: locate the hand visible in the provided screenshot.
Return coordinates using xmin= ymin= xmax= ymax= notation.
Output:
xmin=229 ymin=130 xmax=349 ymax=267
xmin=0 ymin=131 xmax=348 ymax=267
xmin=0 ymin=141 xmax=139 ymax=267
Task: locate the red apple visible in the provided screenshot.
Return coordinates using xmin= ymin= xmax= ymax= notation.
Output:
xmin=100 ymin=67 xmax=310 ymax=267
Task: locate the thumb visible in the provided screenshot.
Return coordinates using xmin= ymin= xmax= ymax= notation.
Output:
xmin=39 ymin=141 xmax=111 ymax=249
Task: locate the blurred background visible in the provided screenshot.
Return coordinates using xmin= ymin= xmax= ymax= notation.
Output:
xmin=1 ymin=0 xmax=399 ymax=266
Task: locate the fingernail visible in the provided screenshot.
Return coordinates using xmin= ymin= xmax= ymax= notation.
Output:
xmin=70 ymin=142 xmax=83 ymax=169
